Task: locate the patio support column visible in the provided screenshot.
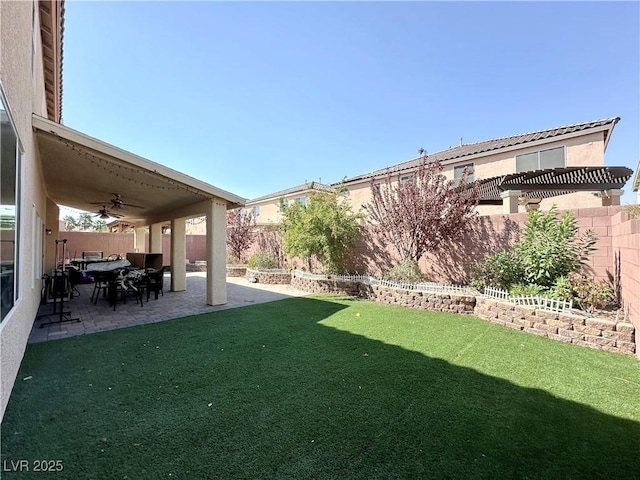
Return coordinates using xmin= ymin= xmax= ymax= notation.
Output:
xmin=600 ymin=189 xmax=623 ymax=207
xmin=205 ymin=199 xmax=227 ymax=306
xmin=171 ymin=218 xmax=187 ymax=292
xmin=149 ymin=223 xmax=163 ymax=253
xmin=501 ymin=190 xmax=521 ymax=214
xmin=134 ymin=227 xmax=146 ymax=253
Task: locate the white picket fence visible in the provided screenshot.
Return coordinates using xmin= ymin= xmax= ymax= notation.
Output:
xmin=293 ymin=270 xmax=478 ymax=295
xmin=483 ymin=287 xmax=573 ymax=313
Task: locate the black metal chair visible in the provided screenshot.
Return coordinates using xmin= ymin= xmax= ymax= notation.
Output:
xmin=91 ymin=271 xmax=112 ymax=304
xmin=108 ymin=270 xmax=144 ymax=310
xmin=144 ymin=269 xmax=165 ymax=301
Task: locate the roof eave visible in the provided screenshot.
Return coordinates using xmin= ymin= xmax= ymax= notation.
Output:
xmin=39 ymin=0 xmax=65 ymax=123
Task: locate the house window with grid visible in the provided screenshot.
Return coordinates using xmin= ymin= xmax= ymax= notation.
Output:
xmin=454 ymin=163 xmax=475 ymax=185
xmin=1 ymin=92 xmax=22 ymax=322
xmin=278 ymin=199 xmax=289 ymax=212
xmin=252 ymin=206 xmax=260 ymax=217
xmin=516 ymin=146 xmax=565 ymax=173
xmin=400 ymin=174 xmax=414 ymax=186
xmin=296 ymin=196 xmax=307 ymax=206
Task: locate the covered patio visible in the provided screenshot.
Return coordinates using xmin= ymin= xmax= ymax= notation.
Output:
xmin=33 ymin=114 xmax=245 ymax=306
xmin=30 ymin=273 xmax=306 ymax=343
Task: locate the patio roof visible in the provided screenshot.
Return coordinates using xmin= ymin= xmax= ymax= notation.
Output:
xmin=471 ymin=166 xmax=633 ymax=205
xmin=33 ymin=114 xmax=246 ymax=225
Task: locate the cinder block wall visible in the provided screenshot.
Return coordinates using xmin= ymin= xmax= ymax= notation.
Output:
xmin=611 ymin=211 xmax=640 ymax=337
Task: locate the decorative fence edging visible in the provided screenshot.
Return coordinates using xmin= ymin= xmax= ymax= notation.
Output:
xmin=483 ymin=287 xmax=573 ymax=314
xmin=291 ymin=271 xmax=636 ymax=356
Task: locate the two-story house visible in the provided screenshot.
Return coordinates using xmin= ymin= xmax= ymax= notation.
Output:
xmin=337 ymin=118 xmax=625 ymax=216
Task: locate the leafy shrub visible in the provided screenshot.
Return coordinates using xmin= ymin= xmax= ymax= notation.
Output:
xmin=470 ymin=250 xmax=523 ymax=291
xmin=470 ymin=206 xmax=597 ymax=291
xmin=548 ymin=276 xmax=573 ymax=300
xmin=514 ymin=206 xmax=596 ymax=288
xmin=567 ymin=273 xmax=616 ymax=312
xmin=509 ymin=283 xmax=548 ymax=297
xmin=247 ymin=252 xmax=278 ymax=270
xmin=384 ymin=259 xmax=426 ymax=284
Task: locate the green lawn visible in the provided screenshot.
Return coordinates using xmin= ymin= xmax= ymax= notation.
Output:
xmin=2 ymin=296 xmax=639 ymax=479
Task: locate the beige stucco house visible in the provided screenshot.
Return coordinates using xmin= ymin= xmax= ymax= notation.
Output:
xmin=0 ymin=0 xmax=245 ymax=420
xmin=245 ymin=181 xmax=335 ymax=226
xmin=337 ymin=118 xmax=624 ymax=216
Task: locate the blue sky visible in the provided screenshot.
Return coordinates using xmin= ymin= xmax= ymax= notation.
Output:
xmin=61 ymin=1 xmax=640 ymax=205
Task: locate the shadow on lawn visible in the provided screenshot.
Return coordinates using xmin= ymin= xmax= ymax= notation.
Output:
xmin=2 ymin=296 xmax=639 ymax=479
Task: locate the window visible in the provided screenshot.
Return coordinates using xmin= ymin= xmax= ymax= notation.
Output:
xmin=454 ymin=163 xmax=475 ymax=185
xmin=400 ymin=174 xmax=414 ymax=186
xmin=252 ymin=206 xmax=260 ymax=217
xmin=516 ymin=146 xmax=565 ymax=173
xmin=1 ymin=91 xmax=22 ymax=322
xmin=296 ymin=196 xmax=307 ymax=205
xmin=278 ymin=199 xmax=289 ymax=212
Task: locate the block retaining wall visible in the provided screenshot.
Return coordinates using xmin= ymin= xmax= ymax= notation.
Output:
xmin=246 ymin=268 xmax=292 ymax=284
xmin=226 ymin=265 xmax=247 ymax=277
xmin=474 ymin=298 xmax=636 ymax=356
xmin=291 ymin=275 xmax=636 ymax=356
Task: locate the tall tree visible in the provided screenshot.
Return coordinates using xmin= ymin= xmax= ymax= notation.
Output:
xmin=363 ymin=155 xmax=479 ymax=263
xmin=226 ymin=208 xmax=256 ymax=263
xmin=280 ymin=191 xmax=362 ymax=273
xmin=93 ymin=220 xmax=108 ymax=232
xmin=77 ymin=213 xmax=95 ymax=231
xmin=63 ymin=215 xmax=78 ymax=231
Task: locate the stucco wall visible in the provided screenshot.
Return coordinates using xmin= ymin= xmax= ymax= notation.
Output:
xmin=0 ymin=0 xmax=51 ymax=420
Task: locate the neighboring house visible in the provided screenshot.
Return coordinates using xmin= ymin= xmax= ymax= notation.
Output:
xmin=0 ymin=0 xmax=244 ymax=420
xmin=245 ymin=181 xmax=335 ymax=226
xmin=336 ymin=118 xmax=624 ymax=216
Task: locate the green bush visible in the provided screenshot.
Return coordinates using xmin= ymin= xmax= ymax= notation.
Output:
xmin=247 ymin=252 xmax=278 ymax=270
xmin=548 ymin=276 xmax=573 ymax=300
xmin=470 ymin=206 xmax=597 ymax=292
xmin=470 ymin=250 xmax=523 ymax=291
xmin=514 ymin=206 xmax=596 ymax=288
xmin=384 ymin=259 xmax=427 ymax=284
xmin=509 ymin=283 xmax=548 ymax=297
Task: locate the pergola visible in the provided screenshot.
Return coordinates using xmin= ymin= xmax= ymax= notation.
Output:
xmin=471 ymin=166 xmax=633 ymax=212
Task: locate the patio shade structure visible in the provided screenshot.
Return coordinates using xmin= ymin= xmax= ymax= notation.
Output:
xmin=32 ymin=113 xmax=246 ymax=306
xmin=472 ymin=166 xmax=634 ymax=205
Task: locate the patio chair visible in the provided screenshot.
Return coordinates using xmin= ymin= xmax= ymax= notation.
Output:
xmin=144 ymin=268 xmax=165 ymax=301
xmin=108 ymin=270 xmax=144 ymax=310
xmin=91 ymin=271 xmax=111 ymax=304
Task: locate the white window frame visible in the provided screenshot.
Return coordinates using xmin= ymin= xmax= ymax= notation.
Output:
xmin=516 ymin=146 xmax=566 ymax=173
xmin=454 ymin=163 xmax=475 ymax=185
xmin=1 ymin=85 xmax=23 ymax=322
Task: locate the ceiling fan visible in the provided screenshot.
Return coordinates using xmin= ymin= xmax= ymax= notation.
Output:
xmin=90 ymin=193 xmax=143 ymax=210
xmin=94 ymin=205 xmax=124 ymax=220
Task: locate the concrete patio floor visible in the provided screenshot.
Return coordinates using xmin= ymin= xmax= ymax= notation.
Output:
xmin=30 ymin=273 xmax=307 ymax=343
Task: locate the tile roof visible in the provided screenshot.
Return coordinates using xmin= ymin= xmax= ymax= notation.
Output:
xmin=248 ymin=181 xmax=335 ymax=204
xmin=339 ymin=117 xmax=620 ymax=184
